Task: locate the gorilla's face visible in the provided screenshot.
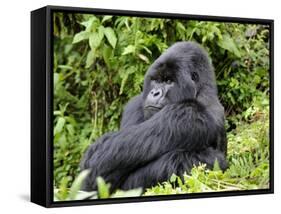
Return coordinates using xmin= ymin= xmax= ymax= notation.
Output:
xmin=143 ymin=67 xmax=175 ymax=119
xmin=143 ymin=43 xmax=204 ymax=119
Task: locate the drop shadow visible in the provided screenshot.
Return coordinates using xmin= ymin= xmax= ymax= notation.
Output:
xmin=19 ymin=194 xmax=30 ymax=202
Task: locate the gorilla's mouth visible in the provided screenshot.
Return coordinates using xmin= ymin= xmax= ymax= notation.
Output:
xmin=144 ymin=105 xmax=163 ymax=111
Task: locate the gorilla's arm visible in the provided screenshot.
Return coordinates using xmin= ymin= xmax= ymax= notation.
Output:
xmin=81 ymin=99 xmax=221 ymax=191
xmin=121 ymin=148 xmax=227 ymax=190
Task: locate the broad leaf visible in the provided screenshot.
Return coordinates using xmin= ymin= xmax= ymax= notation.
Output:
xmin=111 ymin=188 xmax=142 ymax=198
xmin=170 ymin=173 xmax=177 ymax=183
xmin=72 ymin=191 xmax=97 ymax=200
xmin=102 ymin=44 xmax=113 ymax=68
xmin=80 ymin=17 xmax=99 ymax=31
xmin=104 ymin=27 xmax=117 ymax=48
xmin=96 ymin=177 xmax=110 ymax=199
xmin=54 ymin=73 xmax=60 ymax=88
xmin=54 ymin=117 xmax=65 ymax=135
xmin=72 ymin=31 xmax=90 ymax=44
xmin=68 ymin=170 xmax=90 ymax=200
xmin=138 ymin=54 xmax=149 ymax=63
xmin=85 ymin=50 xmax=96 ymax=68
xmin=102 ymin=16 xmax=112 ymax=23
xmin=122 ymin=45 xmax=135 ymax=55
xmin=89 ymin=26 xmax=104 ymax=50
xmin=213 ymin=159 xmax=221 ymax=171
xmin=218 ymin=34 xmax=241 ymax=58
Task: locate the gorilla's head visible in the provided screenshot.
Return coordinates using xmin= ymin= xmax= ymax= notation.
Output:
xmin=143 ymin=42 xmax=217 ymax=119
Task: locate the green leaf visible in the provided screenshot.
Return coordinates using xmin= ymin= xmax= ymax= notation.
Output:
xmin=80 ymin=17 xmax=99 ymax=31
xmin=54 ymin=117 xmax=65 ymax=135
xmin=96 ymin=177 xmax=110 ymax=199
xmin=213 ymin=159 xmax=221 ymax=171
xmin=53 ymin=110 xmax=61 ymax=116
xmin=104 ymin=27 xmax=117 ymax=48
xmin=170 ymin=173 xmax=177 ymax=183
xmin=102 ymin=16 xmax=112 ymax=23
xmin=58 ymin=65 xmax=73 ymax=70
xmin=111 ymin=188 xmax=142 ymax=198
xmin=54 ymin=73 xmax=60 ymax=88
xmin=102 ymin=44 xmax=113 ymax=68
xmin=176 ymin=22 xmax=186 ymax=31
xmin=85 ymin=50 xmax=96 ymax=68
xmin=138 ymin=54 xmax=149 ymax=64
xmin=141 ymin=46 xmax=152 ymax=55
xmin=218 ymin=34 xmax=241 ymax=58
xmin=72 ymin=31 xmax=90 ymax=44
xmin=89 ymin=26 xmax=104 ymax=50
xmin=73 ymin=191 xmax=98 ymax=200
xmin=68 ymin=170 xmax=90 ymax=200
xmin=55 ymin=176 xmax=70 ymax=200
xmin=122 ymin=45 xmax=136 ymax=55
xmin=66 ymin=124 xmax=75 ymax=136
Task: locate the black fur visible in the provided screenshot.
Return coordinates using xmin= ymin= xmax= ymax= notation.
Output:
xmin=80 ymin=41 xmax=227 ymax=192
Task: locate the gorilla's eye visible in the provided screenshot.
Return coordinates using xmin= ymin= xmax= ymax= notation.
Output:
xmin=191 ymin=72 xmax=199 ymax=82
xmin=150 ymin=77 xmax=158 ymax=82
xmin=166 ymin=79 xmax=172 ymax=84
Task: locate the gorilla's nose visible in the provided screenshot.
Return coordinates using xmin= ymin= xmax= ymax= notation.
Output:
xmin=150 ymin=88 xmax=163 ymax=99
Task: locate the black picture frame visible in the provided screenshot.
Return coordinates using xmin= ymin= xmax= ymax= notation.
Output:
xmin=31 ymin=5 xmax=274 ymax=208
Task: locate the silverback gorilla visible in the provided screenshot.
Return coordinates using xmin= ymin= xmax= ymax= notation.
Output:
xmin=80 ymin=41 xmax=227 ymax=192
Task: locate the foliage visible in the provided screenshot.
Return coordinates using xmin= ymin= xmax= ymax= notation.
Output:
xmin=54 ymin=171 xmax=142 ymax=201
xmin=53 ymin=12 xmax=270 ymax=197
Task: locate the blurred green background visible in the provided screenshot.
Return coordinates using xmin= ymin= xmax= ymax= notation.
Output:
xmin=53 ymin=12 xmax=270 ymax=200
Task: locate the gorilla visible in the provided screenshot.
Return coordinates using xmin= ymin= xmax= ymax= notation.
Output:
xmin=80 ymin=41 xmax=227 ymax=192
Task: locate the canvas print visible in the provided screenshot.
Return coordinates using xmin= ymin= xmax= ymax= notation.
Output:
xmin=52 ymin=11 xmax=271 ymax=202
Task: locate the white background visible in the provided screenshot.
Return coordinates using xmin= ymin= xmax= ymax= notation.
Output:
xmin=0 ymin=0 xmax=279 ymax=213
